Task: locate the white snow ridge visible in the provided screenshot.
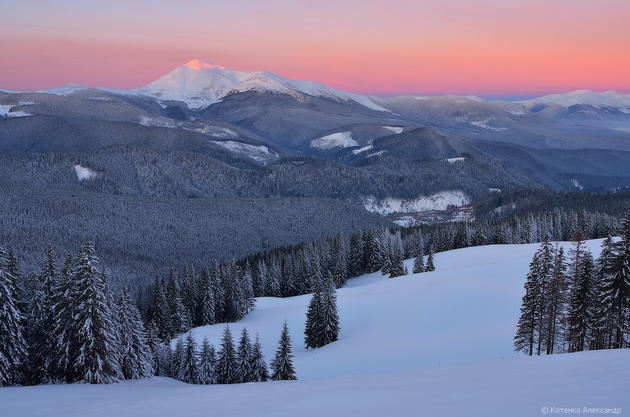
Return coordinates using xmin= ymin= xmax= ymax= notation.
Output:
xmin=311 ymin=132 xmax=358 ymax=149
xmin=73 ymin=165 xmax=97 ymax=181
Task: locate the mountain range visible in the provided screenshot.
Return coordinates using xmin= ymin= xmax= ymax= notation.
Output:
xmin=1 ymin=59 xmax=630 ymax=286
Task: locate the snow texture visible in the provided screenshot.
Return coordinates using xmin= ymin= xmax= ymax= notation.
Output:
xmin=73 ymin=165 xmax=97 ymax=181
xmin=310 ymin=132 xmax=358 ymax=149
xmin=1 ymin=240 xmax=628 ymax=416
xmin=363 ymin=191 xmax=469 ymax=215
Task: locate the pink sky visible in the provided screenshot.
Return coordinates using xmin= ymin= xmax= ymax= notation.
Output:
xmin=1 ymin=0 xmax=629 ymax=97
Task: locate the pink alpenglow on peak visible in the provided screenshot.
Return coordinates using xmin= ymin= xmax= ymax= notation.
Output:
xmin=184 ymin=59 xmax=225 ymax=71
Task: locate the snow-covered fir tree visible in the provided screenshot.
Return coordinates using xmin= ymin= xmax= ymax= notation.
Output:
xmin=426 ymin=246 xmax=436 ymax=272
xmin=567 ymin=250 xmax=595 ymax=352
xmin=271 ymin=322 xmax=296 ymax=381
xmin=170 ymin=338 xmax=184 ymax=379
xmin=117 ymin=287 xmax=153 ymax=379
xmin=236 ymin=328 xmax=253 ymax=383
xmin=68 ymin=242 xmax=121 ymax=383
xmin=0 ymin=246 xmax=28 ymax=386
xmin=166 ymin=270 xmax=187 ymax=338
xmin=251 ymin=333 xmax=268 ymax=382
xmin=216 ymin=326 xmax=237 ymax=384
xmin=197 ymin=268 xmax=216 ymax=326
xmin=543 ymin=245 xmax=568 ymax=354
xmin=179 ymin=333 xmax=199 ymax=383
xmin=198 ymin=337 xmax=216 ymax=384
xmin=412 ymin=245 xmax=425 ymax=274
xmin=602 ymin=211 xmax=630 ymax=348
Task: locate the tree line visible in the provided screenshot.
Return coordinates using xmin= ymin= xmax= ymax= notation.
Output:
xmin=514 ymin=210 xmax=630 ymax=355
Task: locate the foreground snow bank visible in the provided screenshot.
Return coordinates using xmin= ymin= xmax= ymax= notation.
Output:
xmin=2 ymin=239 xmax=627 ymax=417
xmin=1 ymin=350 xmax=628 ymax=417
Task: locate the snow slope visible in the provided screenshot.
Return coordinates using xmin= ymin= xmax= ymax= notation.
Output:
xmin=2 ymin=350 xmax=628 ymax=417
xmin=136 ymin=59 xmax=389 ymax=112
xmin=311 ymin=131 xmax=358 ymax=149
xmin=1 ymin=239 xmax=627 ymax=416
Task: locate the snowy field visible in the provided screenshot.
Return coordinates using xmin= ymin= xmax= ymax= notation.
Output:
xmin=2 ymin=239 xmax=629 ymax=416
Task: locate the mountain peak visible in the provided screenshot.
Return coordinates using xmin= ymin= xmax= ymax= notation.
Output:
xmin=184 ymin=59 xmax=225 ymax=71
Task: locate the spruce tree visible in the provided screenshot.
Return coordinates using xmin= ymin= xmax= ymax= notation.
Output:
xmin=388 ymin=236 xmax=406 ymax=278
xmin=198 ymin=337 xmax=216 ymax=384
xmin=304 ymin=270 xmax=322 ymax=349
xmin=589 ymin=237 xmax=615 ymax=350
xmin=0 ymin=246 xmax=28 ymax=386
xmin=319 ymin=272 xmax=340 ymax=346
xmin=117 ymin=287 xmax=153 ymax=379
xmin=271 ymin=322 xmax=296 ymax=381
xmin=514 ymin=252 xmax=542 ymax=356
xmin=349 ymin=231 xmax=364 ymax=277
xmin=154 ymin=343 xmax=172 ymax=377
xmin=251 ymin=333 xmax=268 ymax=382
xmin=544 ymin=245 xmax=568 ymax=354
xmin=412 ymin=246 xmax=425 ymax=274
xmin=166 ymin=270 xmax=187 ymax=338
xmin=426 ymin=247 xmax=435 ymax=272
xmin=198 ymin=268 xmax=215 ymax=326
xmin=151 ymin=280 xmax=170 ymax=342
xmin=236 ymin=327 xmax=253 ymax=383
xmin=69 ymin=243 xmax=121 ymax=383
xmin=602 ymin=210 xmax=630 ymax=348
xmin=567 ymin=251 xmax=595 ymax=352
xmin=366 ymin=231 xmax=382 ymax=273
xmin=216 ymin=326 xmax=237 ymax=384
xmin=51 ymin=254 xmax=75 ymax=382
xmin=180 ymin=333 xmax=199 ymax=383
xmin=170 ymin=338 xmax=184 ymax=379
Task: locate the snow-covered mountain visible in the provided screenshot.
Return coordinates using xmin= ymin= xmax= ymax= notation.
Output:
xmin=136 ymin=59 xmax=388 ymax=111
xmin=519 ymin=89 xmax=630 ymax=108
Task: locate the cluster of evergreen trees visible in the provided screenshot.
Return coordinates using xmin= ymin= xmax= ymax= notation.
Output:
xmin=138 ymin=229 xmax=411 ymax=329
xmin=403 ymin=208 xmax=619 ymax=256
xmin=514 ymin=210 xmax=630 ymax=355
xmin=154 ymin=324 xmax=296 ymax=384
xmin=0 ymin=242 xmax=152 ymax=387
xmin=141 ymin=261 xmax=256 ymax=346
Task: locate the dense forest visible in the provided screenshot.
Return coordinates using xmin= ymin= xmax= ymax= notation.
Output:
xmin=515 ymin=211 xmax=630 ymax=353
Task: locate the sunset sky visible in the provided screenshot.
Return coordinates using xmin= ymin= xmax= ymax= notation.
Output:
xmin=1 ymin=0 xmax=629 ymax=97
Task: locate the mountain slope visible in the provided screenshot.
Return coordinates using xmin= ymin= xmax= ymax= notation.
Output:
xmin=136 ymin=59 xmax=389 ymax=112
